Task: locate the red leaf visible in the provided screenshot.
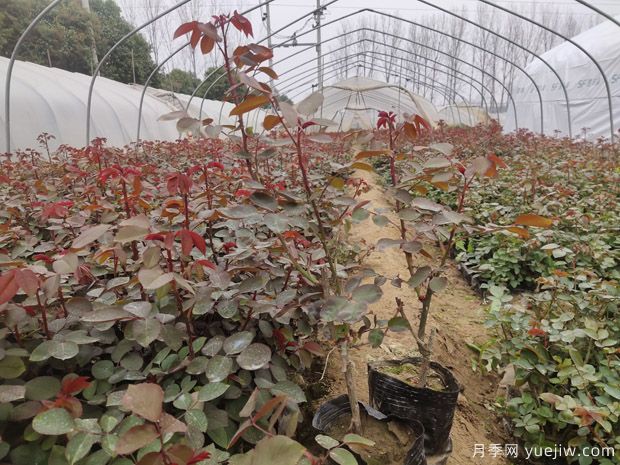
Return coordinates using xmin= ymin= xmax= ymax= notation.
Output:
xmin=195 ymin=259 xmax=216 ymax=270
xmin=189 ymin=231 xmax=206 ymax=255
xmin=14 ymin=269 xmax=40 ymax=296
xmin=178 ymin=230 xmax=193 ymax=256
xmin=231 ymin=10 xmax=253 ymax=37
xmin=200 ymin=35 xmax=215 ymax=54
xmin=0 ymin=270 xmax=19 ymax=305
xmin=528 ymin=327 xmax=546 ymax=337
xmin=167 ymin=172 xmax=193 ymax=195
xmin=174 ymin=21 xmax=198 ymax=39
xmin=188 ymin=451 xmax=212 ymax=465
xmin=303 ymin=341 xmax=324 ymax=356
xmin=61 ymin=375 xmax=91 ymax=395
xmin=190 ymin=28 xmax=201 ymax=49
xmin=413 ymin=114 xmax=431 ymax=132
xmin=99 ymin=167 xmax=121 ymax=183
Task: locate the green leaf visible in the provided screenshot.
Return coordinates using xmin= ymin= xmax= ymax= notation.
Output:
xmin=388 ymin=317 xmax=410 ymax=332
xmin=329 ymin=447 xmax=357 ymax=465
xmin=223 ymin=332 xmax=254 ymax=355
xmin=92 ymin=360 xmax=115 ymax=380
xmin=603 ymin=385 xmax=620 ymax=400
xmin=250 ymin=192 xmax=278 ymax=211
xmin=237 ymin=344 xmax=272 ymax=371
xmin=407 ymin=266 xmax=431 ymax=288
xmin=65 ymin=432 xmax=98 ymax=465
xmin=126 ymin=318 xmax=162 ymax=348
xmin=351 ymin=284 xmax=382 ymax=304
xmin=0 ymin=355 xmax=25 ymax=378
xmin=429 ymin=276 xmax=447 ymax=293
xmin=372 ymin=215 xmax=388 ymax=227
xmin=197 ymin=382 xmax=230 ymax=402
xmin=32 ymin=408 xmax=75 ymax=435
xmin=270 ymin=381 xmax=306 ymax=403
xmin=368 ymin=329 xmax=384 ymax=348
xmin=25 ymin=376 xmax=61 ymax=400
xmin=252 ymin=436 xmax=306 ymax=465
xmin=185 ymin=409 xmax=208 ymax=432
xmin=343 ymin=433 xmax=375 ymax=447
xmin=315 ymin=434 xmax=339 ymax=449
xmin=206 ymin=355 xmax=233 ymax=382
xmin=0 ymin=384 xmax=25 ymax=402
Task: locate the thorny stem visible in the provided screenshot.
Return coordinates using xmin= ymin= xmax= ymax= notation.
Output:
xmin=203 ymin=168 xmax=219 ymax=265
xmin=121 ymin=179 xmax=139 ymax=261
xmin=57 ymin=288 xmax=68 ymax=318
xmin=167 ymin=249 xmax=195 ymax=358
xmin=218 ymin=22 xmax=256 ymax=180
xmin=155 ymin=424 xmax=173 ymax=465
xmin=294 ymin=128 xmax=340 ymax=292
xmin=183 ymin=193 xmax=190 ymax=230
xmin=388 ymin=123 xmax=415 ymax=277
xmin=36 ymin=292 xmax=52 ymax=340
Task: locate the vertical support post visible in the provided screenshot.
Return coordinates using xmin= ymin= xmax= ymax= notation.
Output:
xmin=131 ymin=48 xmax=136 ymax=84
xmin=81 ymin=0 xmax=99 ymax=73
xmin=315 ymin=0 xmax=323 ymax=91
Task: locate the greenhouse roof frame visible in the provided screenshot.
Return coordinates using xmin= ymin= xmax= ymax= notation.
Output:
xmin=277 ymin=48 xmax=494 ymax=122
xmin=275 ymin=38 xmax=503 ymax=120
xmin=272 ymin=29 xmax=513 ymax=114
xmin=4 ymin=0 xmax=619 ymax=150
xmin=286 ymin=59 xmax=476 ymax=126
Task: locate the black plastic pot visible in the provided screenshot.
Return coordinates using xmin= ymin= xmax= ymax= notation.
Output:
xmin=368 ymin=358 xmax=460 ymax=455
xmin=312 ymin=394 xmax=427 ymax=465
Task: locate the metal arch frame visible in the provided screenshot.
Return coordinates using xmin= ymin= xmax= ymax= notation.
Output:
xmin=277 ymin=46 xmax=493 ymax=122
xmin=477 ymin=0 xmax=614 ymax=142
xmin=285 ymin=59 xmax=468 ymax=126
xmin=286 ymin=59 xmax=472 ymax=126
xmin=86 ymin=0 xmax=193 ymax=145
xmin=182 ymin=0 xmax=340 ymax=114
xmin=286 ymin=56 xmax=478 ymax=128
xmin=575 ymin=0 xmax=620 ymax=27
xmin=266 ymin=8 xmax=542 ymax=133
xmin=275 ymin=38 xmax=500 ymax=121
xmin=417 ymin=1 xmax=574 ymax=137
xmin=270 ymin=27 xmax=514 ymax=121
xmin=188 ymin=11 xmax=528 ymax=131
xmin=4 ymin=0 xmax=64 ymax=152
xmin=137 ymin=42 xmax=188 ymax=142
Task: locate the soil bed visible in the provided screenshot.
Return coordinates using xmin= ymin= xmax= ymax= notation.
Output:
xmin=377 ymin=363 xmax=447 ymax=391
xmin=326 ymin=410 xmax=417 ymax=465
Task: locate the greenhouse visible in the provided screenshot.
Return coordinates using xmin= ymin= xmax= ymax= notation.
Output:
xmin=0 ymin=1 xmax=618 ymax=465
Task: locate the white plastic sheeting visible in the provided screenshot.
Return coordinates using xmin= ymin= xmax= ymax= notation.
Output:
xmin=502 ymin=16 xmax=620 ymax=140
xmin=314 ymin=77 xmax=442 ymax=131
xmin=0 ymin=57 xmax=181 ymax=151
xmin=438 ymin=105 xmax=491 ymax=127
xmin=0 ymin=57 xmax=267 ymax=152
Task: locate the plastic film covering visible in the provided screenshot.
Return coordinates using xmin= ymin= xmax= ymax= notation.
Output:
xmin=317 ymin=77 xmax=441 ymax=131
xmin=503 ymin=15 xmax=620 ymax=140
xmin=438 ymin=105 xmax=491 ymax=127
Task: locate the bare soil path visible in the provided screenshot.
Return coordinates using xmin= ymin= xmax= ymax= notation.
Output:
xmin=325 ymin=169 xmax=508 ymax=465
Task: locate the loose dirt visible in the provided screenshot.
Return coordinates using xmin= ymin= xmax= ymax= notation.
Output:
xmin=376 ymin=363 xmax=447 ymax=392
xmin=326 ymin=410 xmax=417 ymax=465
xmin=323 ymin=168 xmax=508 ymax=465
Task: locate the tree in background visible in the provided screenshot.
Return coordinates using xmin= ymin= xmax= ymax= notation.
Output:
xmin=161 ymin=68 xmax=201 ymax=94
xmin=0 ymin=0 xmax=159 ymax=86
